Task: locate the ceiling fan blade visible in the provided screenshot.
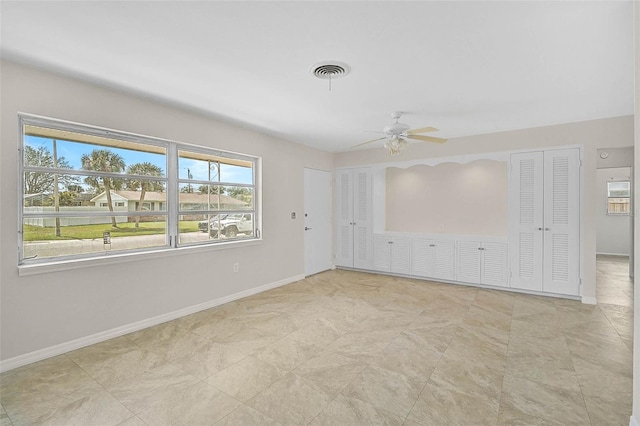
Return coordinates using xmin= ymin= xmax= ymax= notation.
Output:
xmin=408 ymin=126 xmax=438 ymax=134
xmin=351 ymin=136 xmax=387 ymax=148
xmin=406 ymin=134 xmax=448 ymax=144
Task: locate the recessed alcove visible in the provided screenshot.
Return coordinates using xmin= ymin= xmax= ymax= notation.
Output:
xmin=384 ymin=159 xmax=508 ymax=236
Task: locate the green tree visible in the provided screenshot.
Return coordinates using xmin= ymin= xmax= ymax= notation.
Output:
xmin=23 ymin=145 xmax=79 ymax=194
xmin=58 ymin=191 xmax=78 ymax=207
xmin=81 ymin=149 xmax=126 ymax=228
xmin=66 ymin=184 xmax=84 ymax=193
xmin=125 ymin=162 xmax=164 ymax=228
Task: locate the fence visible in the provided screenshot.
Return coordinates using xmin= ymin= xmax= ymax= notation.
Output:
xmin=24 ymin=206 xmax=129 ymax=227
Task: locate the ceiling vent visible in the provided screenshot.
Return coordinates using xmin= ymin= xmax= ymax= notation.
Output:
xmin=310 ymin=61 xmax=350 ymax=90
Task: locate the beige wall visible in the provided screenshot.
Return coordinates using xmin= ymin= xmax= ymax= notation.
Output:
xmin=336 ymin=115 xmax=635 ymax=304
xmin=385 ymin=160 xmax=508 ymax=236
xmin=0 ymin=60 xmax=333 ymax=362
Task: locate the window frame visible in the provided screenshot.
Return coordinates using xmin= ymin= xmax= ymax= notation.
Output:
xmin=18 ymin=113 xmax=261 ymax=268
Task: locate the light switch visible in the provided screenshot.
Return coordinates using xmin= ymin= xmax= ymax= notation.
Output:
xmin=291 ymin=212 xmax=296 ymax=219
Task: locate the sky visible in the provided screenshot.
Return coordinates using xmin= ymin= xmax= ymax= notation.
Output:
xmin=24 ymin=135 xmax=253 ymax=187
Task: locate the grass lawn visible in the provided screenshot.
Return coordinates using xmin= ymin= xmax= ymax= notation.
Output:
xmin=24 ymin=221 xmax=200 ymax=241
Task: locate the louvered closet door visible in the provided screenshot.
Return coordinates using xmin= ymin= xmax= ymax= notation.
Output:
xmin=353 ymin=169 xmax=373 ymax=269
xmin=542 ymin=149 xmax=580 ymax=295
xmin=373 ymin=235 xmax=391 ymax=272
xmin=433 ymin=240 xmax=456 ymax=280
xmin=390 ymin=237 xmax=411 ymax=274
xmin=509 ymin=152 xmax=544 ymax=291
xmin=457 ymin=241 xmax=482 ymax=284
xmin=482 ymin=243 xmax=508 ymax=287
xmin=412 ymin=238 xmax=435 ymax=277
xmin=335 ymin=170 xmax=354 ymax=267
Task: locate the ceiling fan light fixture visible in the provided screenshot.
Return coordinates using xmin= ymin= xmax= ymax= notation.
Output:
xmin=384 ymin=135 xmax=406 ymax=155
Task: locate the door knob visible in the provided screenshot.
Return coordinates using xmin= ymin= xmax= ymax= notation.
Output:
xmin=305 ymin=227 xmax=312 ymax=231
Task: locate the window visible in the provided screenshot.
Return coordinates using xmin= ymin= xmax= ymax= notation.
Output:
xmin=607 ymin=181 xmax=631 ymax=215
xmin=19 ymin=114 xmax=260 ymax=265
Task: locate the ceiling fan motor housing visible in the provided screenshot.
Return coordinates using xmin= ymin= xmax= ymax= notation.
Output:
xmin=383 ymin=122 xmax=410 ymax=135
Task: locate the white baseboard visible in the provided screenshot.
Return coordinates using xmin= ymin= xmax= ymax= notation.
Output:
xmin=582 ymin=296 xmax=597 ymax=305
xmin=630 ymin=415 xmax=639 ymax=426
xmin=0 ymin=274 xmax=304 ymax=373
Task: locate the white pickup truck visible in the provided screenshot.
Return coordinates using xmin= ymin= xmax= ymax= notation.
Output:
xmin=199 ymin=213 xmax=253 ymax=238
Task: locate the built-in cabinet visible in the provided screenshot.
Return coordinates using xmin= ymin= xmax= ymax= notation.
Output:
xmin=334 ymin=168 xmax=373 ymax=269
xmin=373 ymin=235 xmax=411 ymax=274
xmin=412 ymin=238 xmax=456 ymax=280
xmin=456 ymin=241 xmax=509 ymax=287
xmin=509 ymin=148 xmax=580 ymax=295
xmin=335 ymin=147 xmax=581 ymax=299
xmin=374 ymin=233 xmax=508 ymax=288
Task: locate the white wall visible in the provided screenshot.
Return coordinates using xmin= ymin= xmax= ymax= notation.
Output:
xmin=0 ymin=60 xmax=334 ymax=364
xmin=336 ymin=116 xmax=635 ymax=304
xmin=596 ymin=167 xmax=632 ymax=256
xmin=385 ymin=160 xmax=508 ymax=236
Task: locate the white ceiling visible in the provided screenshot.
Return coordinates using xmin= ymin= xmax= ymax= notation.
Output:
xmin=1 ymin=1 xmax=634 ymax=153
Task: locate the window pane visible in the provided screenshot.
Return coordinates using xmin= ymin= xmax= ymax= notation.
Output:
xmin=178 ymin=150 xmax=253 ymax=183
xmin=607 ymin=181 xmax=630 ymax=197
xmin=23 ymin=216 xmax=167 ymax=260
xmin=220 ymin=163 xmax=253 ymax=184
xmin=179 ymin=212 xmax=254 ymax=244
xmin=220 ymin=186 xmax=253 ymax=210
xmin=24 ymin=132 xmax=166 ymax=178
xmin=178 ymin=156 xmax=219 ymax=181
xmin=177 ymin=184 xmax=251 ymax=211
xmin=24 ymin=172 xmax=168 ymax=211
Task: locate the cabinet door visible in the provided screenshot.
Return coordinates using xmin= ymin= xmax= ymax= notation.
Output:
xmin=433 ymin=240 xmax=456 ymax=280
xmin=482 ymin=242 xmax=508 ymax=287
xmin=542 ymin=149 xmax=580 ymax=295
xmin=390 ymin=237 xmax=411 ymax=274
xmin=334 ymin=170 xmax=354 ymax=267
xmin=412 ymin=238 xmax=435 ymax=277
xmin=509 ymin=151 xmax=544 ymax=291
xmin=373 ymin=235 xmax=391 ymax=272
xmin=353 ymin=169 xmax=373 ymax=269
xmin=457 ymin=241 xmax=482 ymax=284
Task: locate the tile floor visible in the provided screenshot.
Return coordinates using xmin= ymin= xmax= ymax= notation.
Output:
xmin=0 ymin=255 xmax=633 ymax=425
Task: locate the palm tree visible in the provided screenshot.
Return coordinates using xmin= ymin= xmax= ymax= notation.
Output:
xmin=126 ymin=162 xmax=164 ymax=227
xmin=81 ymin=149 xmax=125 ymax=228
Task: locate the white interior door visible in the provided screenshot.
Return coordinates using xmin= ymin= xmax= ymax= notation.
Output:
xmin=304 ymin=168 xmax=332 ymax=276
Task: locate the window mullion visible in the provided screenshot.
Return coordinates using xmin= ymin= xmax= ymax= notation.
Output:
xmin=167 ymin=143 xmax=179 ymax=247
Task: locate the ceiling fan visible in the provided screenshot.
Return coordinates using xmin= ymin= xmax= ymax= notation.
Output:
xmin=353 ymin=112 xmax=447 ymax=155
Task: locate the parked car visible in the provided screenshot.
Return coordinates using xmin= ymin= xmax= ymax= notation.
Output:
xmin=198 ymin=214 xmax=225 ymax=232
xmin=199 ymin=213 xmax=253 ymax=238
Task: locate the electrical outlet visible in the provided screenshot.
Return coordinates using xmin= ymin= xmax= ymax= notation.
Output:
xmin=233 ymin=262 xmax=239 ymax=273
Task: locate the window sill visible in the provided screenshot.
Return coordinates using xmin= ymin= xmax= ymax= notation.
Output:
xmin=17 ymin=239 xmax=263 ymax=277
